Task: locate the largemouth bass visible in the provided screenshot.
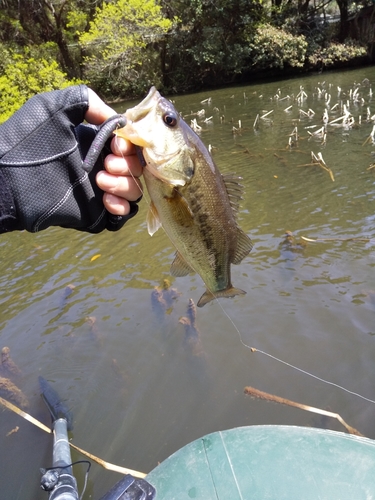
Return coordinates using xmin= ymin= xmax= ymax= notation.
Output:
xmin=116 ymin=87 xmax=253 ymax=307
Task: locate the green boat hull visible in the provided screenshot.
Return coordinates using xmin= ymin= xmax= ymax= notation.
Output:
xmin=146 ymin=425 xmax=375 ymax=499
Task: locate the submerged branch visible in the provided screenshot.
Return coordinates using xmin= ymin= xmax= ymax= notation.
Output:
xmin=0 ymin=395 xmax=146 ymax=478
xmin=300 ymin=236 xmax=373 ymax=242
xmin=297 ymin=151 xmax=334 ymax=181
xmin=244 ymin=386 xmax=364 ymax=436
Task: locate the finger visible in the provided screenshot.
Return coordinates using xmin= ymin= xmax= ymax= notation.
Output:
xmin=85 ymin=88 xmax=116 ymax=124
xmin=96 ymin=171 xmax=143 ymax=201
xmin=104 ymin=153 xmax=143 ymax=177
xmin=110 ymin=135 xmax=135 ymax=156
xmin=103 ymin=194 xmax=131 ymax=216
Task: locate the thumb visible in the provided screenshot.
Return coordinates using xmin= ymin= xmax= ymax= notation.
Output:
xmin=85 ymin=88 xmax=116 ymax=125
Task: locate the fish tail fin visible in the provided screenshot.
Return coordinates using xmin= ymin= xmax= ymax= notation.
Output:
xmin=197 ymin=287 xmax=246 ymax=307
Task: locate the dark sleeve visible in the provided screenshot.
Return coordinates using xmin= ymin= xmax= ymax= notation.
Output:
xmin=0 ymin=84 xmax=138 ymax=234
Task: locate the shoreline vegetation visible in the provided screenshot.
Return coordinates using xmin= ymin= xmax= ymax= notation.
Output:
xmin=0 ymin=0 xmax=374 ymax=123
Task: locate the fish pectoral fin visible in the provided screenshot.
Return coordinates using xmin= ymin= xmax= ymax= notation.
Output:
xmin=232 ymin=229 xmax=253 ymax=265
xmin=146 ymin=202 xmax=162 ymax=236
xmin=197 ymin=286 xmax=247 ymax=307
xmin=170 ymin=252 xmax=194 ymax=277
xmin=166 ymin=189 xmax=195 ymax=225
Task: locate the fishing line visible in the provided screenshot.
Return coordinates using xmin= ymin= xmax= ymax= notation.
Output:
xmin=212 ymin=289 xmax=375 ymax=405
xmin=114 ymin=126 xmax=375 ymax=407
xmin=112 ymin=133 xmax=150 ymax=210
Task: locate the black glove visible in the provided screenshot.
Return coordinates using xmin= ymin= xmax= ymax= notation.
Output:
xmin=0 ymin=84 xmax=139 ymax=233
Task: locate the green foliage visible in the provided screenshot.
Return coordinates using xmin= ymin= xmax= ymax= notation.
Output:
xmin=161 ymin=0 xmax=264 ymax=92
xmin=307 ymin=40 xmax=368 ymax=68
xmin=0 ymin=48 xmax=82 ymax=123
xmin=248 ymin=24 xmax=308 ymax=69
xmin=0 ymin=7 xmax=28 ymax=45
xmin=0 ymin=0 xmax=371 ymax=101
xmin=0 ymin=43 xmax=13 ymax=73
xmin=79 ymin=0 xmax=174 ymax=98
xmin=66 ymin=8 xmax=89 ymax=37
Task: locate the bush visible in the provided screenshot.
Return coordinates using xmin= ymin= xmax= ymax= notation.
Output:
xmin=0 ymin=48 xmax=82 ymax=123
xmin=248 ymin=24 xmax=308 ymax=69
xmin=307 ymin=39 xmax=368 ymax=68
xmin=79 ymin=0 xmax=173 ymax=99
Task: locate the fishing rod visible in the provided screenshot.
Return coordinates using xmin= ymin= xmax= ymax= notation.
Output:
xmin=38 ymin=376 xmax=156 ymax=500
xmin=37 ymin=122 xmax=155 ymax=499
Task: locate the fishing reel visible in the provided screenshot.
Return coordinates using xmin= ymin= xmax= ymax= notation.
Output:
xmin=40 ymin=464 xmax=156 ymax=500
xmin=39 ymin=377 xmax=156 ymax=500
xmin=40 ymin=468 xmax=60 ymax=491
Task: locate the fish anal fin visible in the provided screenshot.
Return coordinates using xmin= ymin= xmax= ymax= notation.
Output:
xmin=232 ymin=229 xmax=253 ymax=265
xmin=147 ymin=202 xmax=162 ymax=236
xmin=171 ymin=252 xmax=194 ymax=277
xmin=197 ymin=286 xmax=246 ymax=307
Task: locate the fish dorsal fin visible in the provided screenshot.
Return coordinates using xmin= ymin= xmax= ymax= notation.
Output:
xmin=232 ymin=229 xmax=253 ymax=265
xmin=222 ymin=174 xmax=244 ymax=214
xmin=147 ymin=202 xmax=162 ymax=236
xmin=170 ymin=251 xmax=194 ymax=277
xmin=221 ymin=173 xmax=253 ymax=263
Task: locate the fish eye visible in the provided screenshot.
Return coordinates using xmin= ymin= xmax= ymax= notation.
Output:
xmin=163 ymin=112 xmax=178 ymax=127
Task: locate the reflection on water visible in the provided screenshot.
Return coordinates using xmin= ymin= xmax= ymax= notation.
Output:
xmin=2 ymin=67 xmax=375 ymax=498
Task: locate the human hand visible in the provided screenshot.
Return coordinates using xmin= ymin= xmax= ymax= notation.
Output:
xmin=0 ymin=84 xmax=142 ymax=233
xmin=85 ymin=89 xmax=143 ymax=217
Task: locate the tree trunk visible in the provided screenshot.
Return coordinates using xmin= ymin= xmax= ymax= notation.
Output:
xmin=17 ymin=0 xmax=80 ymax=79
xmin=336 ymin=0 xmax=349 ymax=42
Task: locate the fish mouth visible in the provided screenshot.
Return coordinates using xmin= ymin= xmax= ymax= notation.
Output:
xmin=115 ymin=87 xmax=160 ymax=146
xmin=125 ymin=86 xmax=159 ymax=123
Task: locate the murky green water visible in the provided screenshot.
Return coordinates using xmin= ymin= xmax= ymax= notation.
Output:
xmin=1 ymin=66 xmax=375 ymax=498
